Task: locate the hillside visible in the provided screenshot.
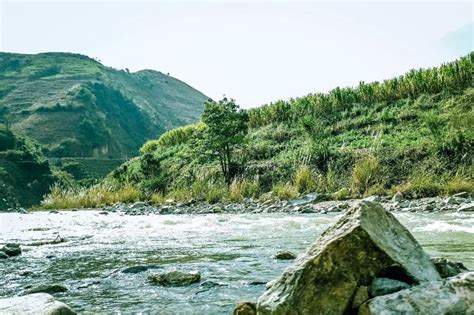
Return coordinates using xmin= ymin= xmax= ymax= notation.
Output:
xmin=43 ymin=53 xmax=473 ymax=209
xmin=0 ymin=52 xmax=208 ymax=168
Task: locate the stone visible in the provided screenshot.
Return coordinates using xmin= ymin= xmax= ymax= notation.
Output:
xmin=352 ymin=286 xmax=369 ymax=309
xmin=149 ymin=271 xmax=201 ymax=286
xmin=0 ymin=293 xmax=76 ymax=315
xmin=359 ymin=272 xmax=474 ymax=315
xmin=23 ymin=284 xmax=68 ymax=295
xmin=273 ymin=251 xmax=296 ymax=260
xmin=2 ymin=243 xmax=21 ymax=257
xmin=257 ymin=201 xmax=440 ymax=315
xmin=453 ymin=192 xmax=469 ymax=199
xmin=364 ymin=195 xmax=381 ymax=202
xmin=369 ymin=277 xmax=410 ymax=297
xmin=233 ymin=301 xmax=257 ymax=315
xmin=288 ymin=192 xmax=329 ymax=207
xmin=392 ymin=191 xmax=404 ymax=202
xmin=431 ymin=257 xmax=469 ymax=278
xmin=0 ymin=251 xmax=9 ymax=259
xmin=122 ymin=265 xmax=158 ymax=274
xmin=458 ymin=203 xmax=474 ymax=212
xmin=445 ymin=196 xmax=463 ymax=205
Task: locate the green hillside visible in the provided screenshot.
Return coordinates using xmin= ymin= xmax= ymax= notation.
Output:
xmin=43 ymin=53 xmax=473 ymax=209
xmin=0 ymin=52 xmax=208 ymax=161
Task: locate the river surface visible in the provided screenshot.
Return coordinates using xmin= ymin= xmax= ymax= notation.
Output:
xmin=1 ymin=211 xmax=473 ymax=314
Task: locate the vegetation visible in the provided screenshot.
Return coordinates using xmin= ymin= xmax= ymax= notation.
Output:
xmin=41 ymin=53 xmax=473 ymax=208
xmin=0 ymin=52 xmax=207 ymax=174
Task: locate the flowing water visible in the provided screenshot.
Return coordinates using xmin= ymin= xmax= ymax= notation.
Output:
xmin=1 ymin=211 xmax=473 ymax=314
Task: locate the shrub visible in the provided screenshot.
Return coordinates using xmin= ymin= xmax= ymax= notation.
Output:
xmin=444 ymin=173 xmax=474 ymax=195
xmin=205 ymin=186 xmax=227 ymax=204
xmin=293 ymin=165 xmax=317 ymax=193
xmin=332 ymin=187 xmax=351 ymax=200
xmin=351 ymin=154 xmax=381 ymax=197
xmin=228 ymin=177 xmax=260 ymax=202
xmin=272 ymin=182 xmax=298 ymax=200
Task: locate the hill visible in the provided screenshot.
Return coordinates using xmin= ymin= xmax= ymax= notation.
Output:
xmin=0 ymin=52 xmax=208 ymax=171
xmin=43 ymin=53 xmax=474 ymax=208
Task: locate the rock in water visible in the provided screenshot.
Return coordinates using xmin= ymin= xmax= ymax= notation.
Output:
xmin=257 ymin=201 xmax=440 ymax=315
xmin=0 ymin=293 xmax=76 ymax=314
xmin=431 ymin=257 xmax=469 ymax=278
xmin=1 ymin=243 xmax=21 ymax=257
xmin=359 ymin=272 xmax=474 ymax=314
xmin=233 ymin=301 xmax=257 ymax=315
xmin=149 ymin=271 xmax=201 ymax=286
xmin=273 ymin=251 xmax=296 ymax=260
xmin=23 ymin=283 xmax=68 ymax=295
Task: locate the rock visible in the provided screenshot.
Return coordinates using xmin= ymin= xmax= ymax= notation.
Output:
xmin=23 ymin=284 xmax=68 ymax=295
xmin=165 ymin=198 xmax=176 ymax=204
xmin=130 ymin=201 xmax=146 ymax=209
xmin=0 ymin=293 xmax=76 ymax=315
xmin=352 ymin=286 xmax=369 ymax=309
xmin=327 ymin=202 xmax=350 ymax=212
xmin=1 ymin=243 xmax=21 ymax=257
xmin=392 ymin=191 xmax=404 ymax=202
xmin=122 ymin=265 xmax=158 ymax=274
xmin=364 ymin=195 xmax=381 ymax=202
xmin=369 ymin=277 xmax=410 ymax=297
xmin=359 ymin=272 xmax=474 ymax=315
xmin=149 ymin=271 xmax=201 ymax=286
xmin=0 ymin=251 xmax=9 ymax=259
xmin=99 ymin=211 xmax=109 ymax=215
xmin=256 ymin=201 xmax=440 ymax=315
xmin=288 ymin=192 xmax=329 ymax=207
xmin=273 ymin=251 xmax=296 ymax=260
xmin=431 ymin=257 xmax=469 ymax=278
xmin=445 ymin=196 xmax=463 ymax=205
xmin=453 ymin=192 xmax=470 ymax=199
xmin=233 ymin=301 xmax=257 ymax=315
xmin=458 ymin=203 xmax=474 ymax=212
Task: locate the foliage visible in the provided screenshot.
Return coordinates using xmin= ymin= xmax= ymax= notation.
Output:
xmin=272 ymin=182 xmax=299 ymax=200
xmin=201 ymin=97 xmax=249 ymax=183
xmin=351 ymin=154 xmax=381 ymax=197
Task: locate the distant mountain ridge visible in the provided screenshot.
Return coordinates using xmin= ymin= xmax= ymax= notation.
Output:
xmin=0 ymin=52 xmax=208 ymax=159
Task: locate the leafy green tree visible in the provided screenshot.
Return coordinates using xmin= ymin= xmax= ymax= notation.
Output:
xmin=201 ymin=97 xmax=249 ymax=184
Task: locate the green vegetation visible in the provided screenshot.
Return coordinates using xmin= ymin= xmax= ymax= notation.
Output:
xmin=0 ymin=52 xmax=208 ymax=208
xmin=43 ymin=53 xmax=473 ymax=209
xmin=0 ymin=52 xmax=207 ymax=168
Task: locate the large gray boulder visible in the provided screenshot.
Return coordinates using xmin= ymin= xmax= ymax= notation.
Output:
xmin=257 ymin=201 xmax=440 ymax=315
xmin=359 ymin=272 xmax=474 ymax=314
xmin=0 ymin=293 xmax=75 ymax=315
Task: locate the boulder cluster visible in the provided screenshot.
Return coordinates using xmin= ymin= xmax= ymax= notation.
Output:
xmin=235 ymin=201 xmax=473 ymax=315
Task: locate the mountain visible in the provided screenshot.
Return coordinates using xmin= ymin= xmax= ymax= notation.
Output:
xmin=0 ymin=52 xmax=207 ymax=164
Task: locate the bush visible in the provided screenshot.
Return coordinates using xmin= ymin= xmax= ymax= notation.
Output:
xmin=293 ymin=165 xmax=317 ymax=193
xmin=272 ymin=182 xmax=298 ymax=200
xmin=332 ymin=187 xmax=351 ymax=200
xmin=205 ymin=186 xmax=227 ymax=204
xmin=229 ymin=177 xmax=260 ymax=202
xmin=351 ymin=154 xmax=381 ymax=197
xmin=444 ymin=173 xmax=474 ymax=195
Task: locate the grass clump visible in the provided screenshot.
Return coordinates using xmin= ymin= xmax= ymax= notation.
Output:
xmin=272 ymin=182 xmax=299 ymax=200
xmin=351 ymin=154 xmax=381 ymax=197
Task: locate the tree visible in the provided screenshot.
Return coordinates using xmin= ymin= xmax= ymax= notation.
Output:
xmin=201 ymin=97 xmax=248 ymax=184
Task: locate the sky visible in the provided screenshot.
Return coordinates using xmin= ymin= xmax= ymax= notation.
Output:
xmin=1 ymin=1 xmax=472 ymax=108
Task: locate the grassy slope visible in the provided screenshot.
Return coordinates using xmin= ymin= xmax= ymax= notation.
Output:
xmin=0 ymin=52 xmax=208 ymax=162
xmin=42 ymin=54 xmax=473 ymax=209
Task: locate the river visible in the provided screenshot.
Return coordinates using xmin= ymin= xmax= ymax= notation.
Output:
xmin=1 ymin=211 xmax=473 ymax=314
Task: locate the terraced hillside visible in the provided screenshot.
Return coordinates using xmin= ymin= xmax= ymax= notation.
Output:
xmin=0 ymin=52 xmax=208 ymax=162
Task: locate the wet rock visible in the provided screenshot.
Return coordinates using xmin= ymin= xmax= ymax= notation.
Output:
xmin=23 ymin=283 xmax=68 ymax=295
xmin=359 ymin=272 xmax=474 ymax=315
xmin=369 ymin=277 xmax=410 ymax=297
xmin=273 ymin=251 xmax=296 ymax=260
xmin=352 ymin=286 xmax=369 ymax=309
xmin=392 ymin=191 xmax=404 ymax=202
xmin=431 ymin=257 xmax=469 ymax=278
xmin=122 ymin=265 xmax=158 ymax=274
xmin=257 ymin=201 xmax=440 ymax=315
xmin=233 ymin=301 xmax=257 ymax=315
xmin=149 ymin=271 xmax=201 ymax=286
xmin=458 ymin=203 xmax=474 ymax=212
xmin=1 ymin=243 xmax=21 ymax=257
xmin=444 ymin=196 xmax=464 ymax=205
xmin=327 ymin=202 xmax=350 ymax=212
xmin=0 ymin=251 xmax=9 ymax=259
xmin=0 ymin=293 xmax=76 ymax=315
xmin=99 ymin=211 xmax=109 ymax=215
xmin=49 ymin=210 xmax=59 ymax=214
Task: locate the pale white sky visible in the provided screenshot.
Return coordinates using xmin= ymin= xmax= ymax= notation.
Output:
xmin=1 ymin=1 xmax=472 ymax=108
